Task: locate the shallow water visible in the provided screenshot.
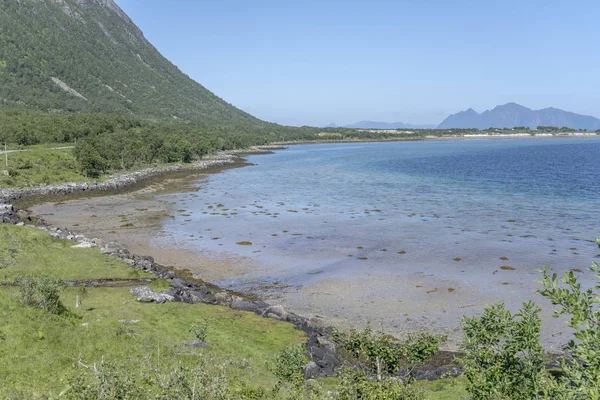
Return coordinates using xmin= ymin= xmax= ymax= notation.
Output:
xmin=157 ymin=139 xmax=599 ymax=283
xmin=153 ymin=138 xmax=600 ymax=347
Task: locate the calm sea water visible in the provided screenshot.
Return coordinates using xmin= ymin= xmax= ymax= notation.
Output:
xmin=156 ymin=139 xmax=600 ymax=292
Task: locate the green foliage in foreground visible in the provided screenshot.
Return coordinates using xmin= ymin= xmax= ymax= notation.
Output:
xmin=0 ymin=224 xmax=466 ymax=399
xmin=0 ymin=225 xmax=306 ymax=398
xmin=461 ymin=238 xmax=600 ymax=399
xmin=331 ymin=325 xmax=446 ymax=400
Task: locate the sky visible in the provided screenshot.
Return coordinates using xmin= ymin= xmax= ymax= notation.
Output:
xmin=117 ymin=0 xmax=600 ymax=127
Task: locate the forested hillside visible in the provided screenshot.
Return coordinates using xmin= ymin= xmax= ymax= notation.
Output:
xmin=0 ymin=0 xmax=266 ymax=128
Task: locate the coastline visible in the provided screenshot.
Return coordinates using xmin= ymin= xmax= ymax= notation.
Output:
xmin=4 ymin=138 xmax=593 ymax=354
xmin=274 ymin=132 xmax=600 ymax=146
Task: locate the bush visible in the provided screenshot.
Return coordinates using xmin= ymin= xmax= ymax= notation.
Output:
xmin=460 ymin=302 xmax=546 ymax=399
xmin=269 ymin=344 xmax=307 ymax=392
xmin=188 ymin=318 xmax=210 ymax=342
xmin=333 ymin=324 xmax=444 ymax=399
xmin=538 ymin=238 xmax=600 ymax=399
xmin=14 ymin=274 xmax=66 ymax=314
xmin=461 ymin=238 xmax=600 ymax=399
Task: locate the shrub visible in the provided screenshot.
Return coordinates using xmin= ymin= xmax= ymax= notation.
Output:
xmin=461 ymin=238 xmax=600 ymax=399
xmin=14 ymin=274 xmax=66 ymax=314
xmin=269 ymin=344 xmax=307 ymax=392
xmin=460 ymin=301 xmax=546 ymax=399
xmin=333 ymin=324 xmax=444 ymax=399
xmin=538 ymin=238 xmax=600 ymax=399
xmin=188 ymin=318 xmax=210 ymax=342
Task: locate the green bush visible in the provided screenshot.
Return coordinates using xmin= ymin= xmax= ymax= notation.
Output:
xmin=461 ymin=238 xmax=600 ymax=399
xmin=538 ymin=238 xmax=600 ymax=399
xmin=460 ymin=302 xmax=546 ymax=399
xmin=14 ymin=274 xmax=66 ymax=314
xmin=188 ymin=318 xmax=210 ymax=342
xmin=333 ymin=324 xmax=444 ymax=399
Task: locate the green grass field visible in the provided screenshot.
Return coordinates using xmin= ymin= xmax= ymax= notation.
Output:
xmin=0 ymin=224 xmax=306 ymax=398
xmin=0 ymin=224 xmax=467 ymax=398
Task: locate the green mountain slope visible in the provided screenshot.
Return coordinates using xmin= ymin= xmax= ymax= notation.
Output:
xmin=0 ymin=0 xmax=265 ymax=128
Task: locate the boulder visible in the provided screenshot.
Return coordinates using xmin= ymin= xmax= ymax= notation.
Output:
xmin=317 ymin=336 xmax=336 ymax=352
xmin=130 ymin=286 xmax=174 ymax=304
xmin=303 ymin=361 xmax=321 ymax=379
xmin=262 ymin=305 xmax=288 ymax=321
xmin=230 ymin=299 xmax=260 ymax=313
xmin=169 ymin=277 xmax=189 ymax=289
xmin=71 ymin=242 xmax=96 ymax=249
xmin=214 ymin=292 xmax=232 ymax=306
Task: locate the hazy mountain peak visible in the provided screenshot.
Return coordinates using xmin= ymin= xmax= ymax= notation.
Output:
xmin=438 ymin=104 xmax=600 ymax=130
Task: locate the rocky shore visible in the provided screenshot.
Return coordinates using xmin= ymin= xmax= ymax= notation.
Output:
xmin=0 ymin=149 xmax=463 ymax=381
xmin=0 ymin=153 xmax=239 ymax=204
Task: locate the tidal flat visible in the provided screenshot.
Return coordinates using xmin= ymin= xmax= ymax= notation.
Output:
xmin=32 ymin=139 xmax=600 ymax=351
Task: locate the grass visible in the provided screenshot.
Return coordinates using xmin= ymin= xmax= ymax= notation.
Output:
xmin=0 ymin=147 xmax=89 ymax=188
xmin=0 ymin=224 xmax=152 ymax=282
xmin=418 ymin=378 xmax=467 ymax=399
xmin=318 ymin=377 xmax=467 ymax=399
xmin=0 ymin=225 xmax=305 ymax=398
xmin=0 ymin=224 xmax=467 ymax=398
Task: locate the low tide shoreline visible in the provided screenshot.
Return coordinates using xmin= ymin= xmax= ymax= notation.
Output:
xmin=2 ymin=139 xmax=589 ymax=353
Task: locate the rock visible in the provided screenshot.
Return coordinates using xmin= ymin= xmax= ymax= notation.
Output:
xmin=170 ymin=277 xmax=188 ymax=289
xmin=16 ymin=209 xmax=29 ymax=220
xmin=130 ymin=286 xmax=174 ymax=303
xmin=119 ymin=319 xmax=140 ymax=324
xmin=214 ymin=292 xmax=232 ymax=306
xmin=15 ymin=222 xmax=24 ymax=226
xmin=230 ymin=299 xmax=260 ymax=313
xmin=303 ymin=361 xmax=320 ymax=379
xmin=185 ymin=340 xmax=208 ymax=348
xmin=262 ymin=305 xmax=288 ymax=321
xmin=71 ymin=242 xmax=96 ymax=249
xmin=316 ymin=336 xmax=336 ymax=352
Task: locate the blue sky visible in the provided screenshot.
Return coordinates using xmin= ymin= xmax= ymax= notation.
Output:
xmin=117 ymin=0 xmax=600 ymax=127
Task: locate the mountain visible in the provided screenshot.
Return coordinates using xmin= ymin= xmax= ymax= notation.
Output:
xmin=0 ymin=0 xmax=267 ymax=128
xmin=342 ymin=121 xmax=438 ymax=129
xmin=438 ymin=103 xmax=600 ymax=130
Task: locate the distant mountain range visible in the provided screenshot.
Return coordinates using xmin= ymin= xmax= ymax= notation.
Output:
xmin=438 ymin=103 xmax=600 ymax=130
xmin=326 ymin=121 xmax=438 ymax=129
xmin=332 ymin=104 xmax=600 ymax=131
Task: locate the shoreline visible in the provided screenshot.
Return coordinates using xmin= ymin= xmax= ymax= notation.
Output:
xmin=3 ymin=139 xmax=589 ymax=354
xmin=274 ymin=132 xmax=600 ymax=146
xmin=1 ymin=147 xmax=281 ymax=208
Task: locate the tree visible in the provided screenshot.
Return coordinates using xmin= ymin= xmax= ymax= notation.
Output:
xmin=538 ymin=238 xmax=600 ymax=399
xmin=461 ymin=238 xmax=600 ymax=399
xmin=461 ymin=302 xmax=546 ymax=399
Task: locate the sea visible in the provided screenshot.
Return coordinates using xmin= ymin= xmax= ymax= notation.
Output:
xmin=153 ymin=138 xmax=600 ymax=344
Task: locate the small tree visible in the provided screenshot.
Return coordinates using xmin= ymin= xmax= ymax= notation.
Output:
xmin=461 ymin=238 xmax=600 ymax=399
xmin=538 ymin=238 xmax=600 ymax=399
xmin=460 ymin=302 xmax=546 ymax=399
